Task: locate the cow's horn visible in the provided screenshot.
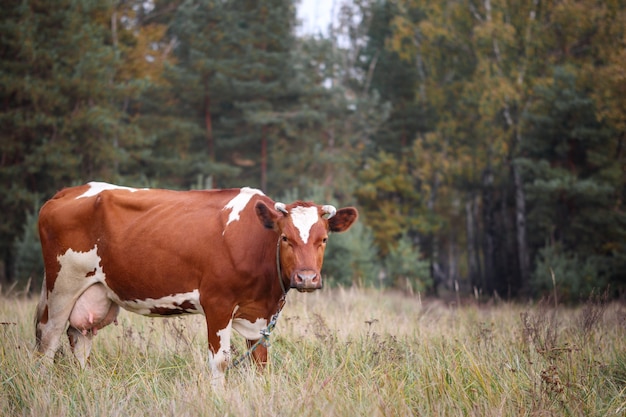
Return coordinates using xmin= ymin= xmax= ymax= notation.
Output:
xmin=275 ymin=202 xmax=288 ymax=214
xmin=322 ymin=205 xmax=336 ymax=219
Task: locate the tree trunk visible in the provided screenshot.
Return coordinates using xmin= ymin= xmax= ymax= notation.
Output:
xmin=204 ymin=88 xmax=215 ymax=189
xmin=204 ymin=94 xmax=214 ymax=161
xmin=482 ymin=167 xmax=496 ymax=295
xmin=260 ymin=130 xmax=267 ymax=192
xmin=513 ymin=160 xmax=530 ymax=296
xmin=466 ymin=195 xmax=482 ymax=291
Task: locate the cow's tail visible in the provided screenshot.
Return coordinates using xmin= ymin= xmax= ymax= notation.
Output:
xmin=34 ymin=275 xmax=47 ymax=349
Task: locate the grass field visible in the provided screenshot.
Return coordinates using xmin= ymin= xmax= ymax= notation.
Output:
xmin=1 ymin=287 xmax=625 ymax=416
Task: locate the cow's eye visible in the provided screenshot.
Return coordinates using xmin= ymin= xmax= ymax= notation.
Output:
xmin=281 ymin=235 xmax=288 ymax=243
xmin=322 ymin=237 xmax=328 ymax=244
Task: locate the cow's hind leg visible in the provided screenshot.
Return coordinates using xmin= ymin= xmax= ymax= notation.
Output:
xmin=67 ymin=326 xmax=94 ymax=368
xmin=35 ymin=278 xmax=73 ymax=363
xmin=34 ymin=276 xmax=49 ymax=351
xmin=35 ymin=277 xmax=92 ymax=364
xmin=35 ymin=297 xmax=77 ymax=363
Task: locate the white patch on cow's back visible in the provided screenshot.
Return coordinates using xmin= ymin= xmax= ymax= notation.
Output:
xmin=112 ymin=289 xmax=203 ymax=316
xmin=76 ymin=181 xmax=148 ymax=199
xmin=223 ymin=187 xmax=265 ymax=227
xmin=290 ymin=206 xmax=319 ymax=244
xmin=233 ymin=317 xmax=268 ymax=340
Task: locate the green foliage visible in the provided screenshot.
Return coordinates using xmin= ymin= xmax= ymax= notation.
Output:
xmin=355 ymin=150 xmax=425 ymax=255
xmin=354 ymin=142 xmax=445 ymax=265
xmin=383 ymin=233 xmax=431 ymax=293
xmin=359 ymin=0 xmax=428 ymax=156
xmin=382 ymin=0 xmax=626 ymax=297
xmin=522 ymin=67 xmax=626 ymax=292
xmin=1 ymin=0 xmax=625 ymax=298
xmin=0 ymin=0 xmax=170 ymax=277
xmin=324 ymin=219 xmax=380 ymax=287
xmin=532 ymin=244 xmax=608 ymax=303
xmin=12 ymin=207 xmax=43 ymax=289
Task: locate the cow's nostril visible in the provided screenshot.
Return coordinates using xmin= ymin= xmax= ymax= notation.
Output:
xmin=297 ymin=272 xmax=316 ymax=281
xmin=292 ymin=271 xmax=321 ymax=290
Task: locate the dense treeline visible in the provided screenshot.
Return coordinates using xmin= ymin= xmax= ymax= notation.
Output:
xmin=1 ymin=0 xmax=624 ymax=301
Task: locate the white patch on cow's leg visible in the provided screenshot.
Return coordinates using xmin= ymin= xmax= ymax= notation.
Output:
xmin=223 ymin=187 xmax=265 ymax=229
xmin=67 ymin=326 xmax=93 ymax=369
xmin=208 ymin=319 xmax=233 ymax=387
xmin=290 ymin=206 xmax=319 ymax=244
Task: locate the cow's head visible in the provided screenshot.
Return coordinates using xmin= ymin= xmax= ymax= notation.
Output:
xmin=255 ymin=200 xmax=358 ymax=292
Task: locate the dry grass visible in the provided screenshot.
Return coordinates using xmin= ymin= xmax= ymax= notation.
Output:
xmin=1 ymin=287 xmax=625 ymax=416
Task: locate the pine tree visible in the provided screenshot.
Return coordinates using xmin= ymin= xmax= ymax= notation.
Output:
xmin=222 ymin=0 xmax=300 ymax=191
xmin=160 ymin=0 xmax=303 ymax=191
xmin=0 ymin=0 xmax=133 ymax=281
xmin=272 ymin=31 xmax=390 ymax=201
xmin=359 ymin=0 xmax=427 ymax=156
xmin=522 ymin=67 xmax=625 ymax=299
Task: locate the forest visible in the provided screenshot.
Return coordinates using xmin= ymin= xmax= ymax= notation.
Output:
xmin=1 ymin=0 xmax=625 ymax=302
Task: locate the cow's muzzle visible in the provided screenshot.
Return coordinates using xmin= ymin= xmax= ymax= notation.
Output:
xmin=291 ymin=270 xmax=322 ymax=292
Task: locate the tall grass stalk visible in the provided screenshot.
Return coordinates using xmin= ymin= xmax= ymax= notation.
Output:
xmin=1 ymin=288 xmax=624 ymax=416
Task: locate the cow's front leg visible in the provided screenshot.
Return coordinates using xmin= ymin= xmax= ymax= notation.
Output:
xmin=248 ymin=339 xmax=268 ymax=368
xmin=206 ymin=317 xmax=233 ymax=387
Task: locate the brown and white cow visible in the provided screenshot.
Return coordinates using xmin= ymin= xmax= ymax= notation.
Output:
xmin=35 ymin=182 xmax=357 ymax=384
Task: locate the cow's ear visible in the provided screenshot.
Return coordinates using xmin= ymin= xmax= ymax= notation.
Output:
xmin=255 ymin=201 xmax=280 ymax=230
xmin=328 ymin=207 xmax=358 ymax=233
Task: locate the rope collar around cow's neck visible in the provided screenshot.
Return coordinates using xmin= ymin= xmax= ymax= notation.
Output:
xmin=276 ymin=235 xmax=289 ymax=296
xmin=226 ymin=236 xmax=288 ymax=372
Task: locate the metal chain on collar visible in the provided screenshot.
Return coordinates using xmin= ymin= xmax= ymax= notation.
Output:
xmin=226 ymin=236 xmax=288 ymax=372
xmin=227 ymin=294 xmax=286 ymax=371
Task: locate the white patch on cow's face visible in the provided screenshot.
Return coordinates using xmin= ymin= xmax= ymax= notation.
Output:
xmin=223 ymin=187 xmax=265 ymax=227
xmin=290 ymin=206 xmax=319 ymax=244
xmin=233 ymin=317 xmax=268 ymax=340
xmin=76 ymin=181 xmax=147 ymax=199
xmin=112 ymin=290 xmax=203 ymax=316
